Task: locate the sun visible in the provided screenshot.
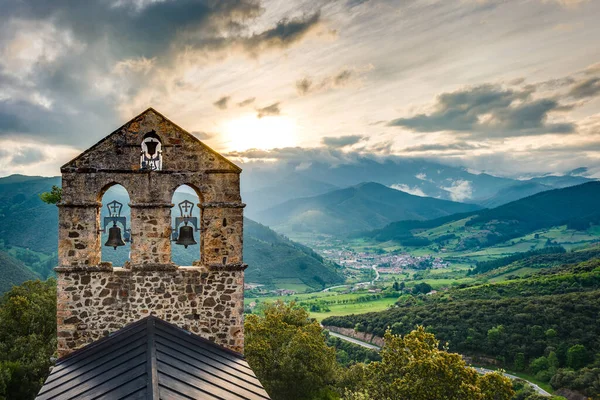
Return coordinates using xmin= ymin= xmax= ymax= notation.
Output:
xmin=221 ymin=114 xmax=298 ymax=151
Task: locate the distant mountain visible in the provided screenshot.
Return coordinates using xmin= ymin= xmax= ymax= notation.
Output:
xmin=0 ymin=175 xmax=342 ymax=290
xmin=242 ymin=158 xmax=517 ymax=204
xmin=479 ymin=181 xmax=551 ymax=208
xmin=0 ymin=250 xmax=39 ymax=293
xmin=256 ymin=182 xmax=482 ymax=235
xmin=468 ymin=181 xmax=600 ymax=234
xmin=243 ymin=173 xmax=339 ymax=218
xmin=242 ymin=159 xmax=597 ymax=208
xmin=528 ymin=175 xmax=594 ymax=188
xmin=362 ymin=181 xmax=600 ymax=249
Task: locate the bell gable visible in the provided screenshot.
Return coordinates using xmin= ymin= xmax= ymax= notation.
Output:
xmin=61 ymin=108 xmax=240 ymax=173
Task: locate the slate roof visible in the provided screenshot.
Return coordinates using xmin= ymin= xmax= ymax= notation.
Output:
xmin=37 ymin=316 xmax=271 ymax=400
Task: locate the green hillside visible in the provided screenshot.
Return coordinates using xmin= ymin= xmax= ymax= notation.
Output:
xmin=0 ymin=250 xmax=39 ymax=293
xmin=0 ymin=175 xmax=60 ymax=254
xmin=361 ymin=182 xmax=600 ymax=253
xmin=323 ymin=255 xmax=600 ymax=398
xmin=243 ymin=219 xmax=344 ymax=290
xmin=256 ymin=182 xmax=481 ymax=235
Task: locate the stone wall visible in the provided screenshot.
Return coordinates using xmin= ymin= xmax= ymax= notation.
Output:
xmin=56 ymin=264 xmax=245 ymax=358
xmin=324 ymin=325 xmax=385 ymax=348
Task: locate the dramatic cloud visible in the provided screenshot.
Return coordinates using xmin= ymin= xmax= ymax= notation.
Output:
xmin=441 ymin=180 xmax=473 ymax=202
xmin=321 ymin=135 xmax=365 ymax=148
xmin=256 ymin=102 xmax=281 ymax=118
xmin=568 ymin=77 xmax=600 ymax=99
xmin=213 ymin=96 xmax=230 ymax=110
xmin=242 ymin=12 xmax=321 ymax=55
xmin=295 ymin=66 xmax=370 ymax=95
xmin=10 ymin=148 xmax=46 ymax=165
xmin=401 ymin=142 xmax=488 ymax=153
xmin=388 ymin=84 xmax=575 ymax=138
xmin=237 ymin=97 xmax=256 ymax=107
xmin=390 ymin=184 xmax=426 ymax=197
xmin=0 ymin=0 xmax=324 ymax=148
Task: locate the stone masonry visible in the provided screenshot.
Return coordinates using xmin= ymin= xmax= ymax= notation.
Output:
xmin=56 ymin=108 xmax=246 ymax=357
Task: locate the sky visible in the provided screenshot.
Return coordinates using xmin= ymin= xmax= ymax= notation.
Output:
xmin=1 ymin=0 xmax=600 ymax=178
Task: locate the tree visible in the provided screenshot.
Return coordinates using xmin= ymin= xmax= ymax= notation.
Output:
xmin=344 ymin=327 xmax=514 ymax=400
xmin=38 ymin=186 xmax=62 ymax=205
xmin=0 ymin=279 xmax=57 ymax=400
xmin=244 ymin=301 xmax=339 ymax=400
xmin=514 ymin=353 xmax=526 ymax=372
xmin=567 ymin=344 xmax=589 ymax=370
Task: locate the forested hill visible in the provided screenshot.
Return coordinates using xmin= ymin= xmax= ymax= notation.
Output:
xmin=322 ymin=255 xmax=600 ymax=398
xmin=256 ymin=182 xmax=482 ymax=235
xmin=468 ymin=181 xmax=600 ymax=231
xmin=0 ymin=250 xmax=39 ymax=293
xmin=243 ymin=219 xmax=344 ymax=289
xmin=362 ymin=181 xmax=600 ymax=247
xmin=0 ymin=175 xmax=60 ymax=253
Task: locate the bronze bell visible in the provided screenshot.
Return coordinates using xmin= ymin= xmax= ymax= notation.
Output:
xmin=145 ymin=140 xmax=159 ymax=156
xmin=176 ymin=225 xmax=197 ymax=248
xmin=105 ymin=225 xmax=125 ymax=250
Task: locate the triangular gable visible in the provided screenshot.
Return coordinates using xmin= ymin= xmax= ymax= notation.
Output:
xmin=61 ymin=108 xmax=241 ymax=173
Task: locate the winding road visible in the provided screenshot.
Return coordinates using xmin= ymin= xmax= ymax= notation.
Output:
xmin=328 ymin=330 xmax=551 ymax=397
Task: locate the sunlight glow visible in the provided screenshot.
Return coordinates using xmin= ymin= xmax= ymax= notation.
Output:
xmin=222 ymin=114 xmax=298 ymax=151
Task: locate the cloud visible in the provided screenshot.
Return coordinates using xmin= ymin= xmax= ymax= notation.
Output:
xmin=401 ymin=142 xmax=488 ymax=153
xmin=213 ymin=96 xmax=230 ymax=109
xmin=0 ymin=0 xmax=324 ymax=150
xmin=10 ymin=148 xmax=47 ymax=165
xmin=441 ymin=180 xmax=473 ymax=202
xmin=256 ymin=102 xmax=281 ymax=118
xmin=295 ymin=66 xmax=372 ymax=95
xmin=296 ymin=78 xmax=313 ymax=95
xmin=390 ymin=184 xmax=426 ymax=197
xmin=388 ymin=84 xmax=575 ymax=138
xmin=568 ymin=77 xmax=600 ymax=99
xmin=237 ymin=97 xmax=255 ymax=107
xmin=242 ymin=12 xmax=321 ymax=55
xmin=191 ymin=131 xmax=214 ymax=140
xmin=321 ymin=135 xmax=365 ymax=148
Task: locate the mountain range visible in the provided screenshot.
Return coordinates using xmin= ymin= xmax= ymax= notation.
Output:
xmin=241 ymin=158 xmax=595 ymax=217
xmin=362 ymin=181 xmax=600 ymax=250
xmin=256 ymin=182 xmax=482 ymax=235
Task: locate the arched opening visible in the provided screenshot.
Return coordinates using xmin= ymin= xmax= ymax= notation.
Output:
xmin=100 ymin=184 xmax=131 ymax=266
xmin=140 ymin=131 xmax=162 ymax=170
xmin=171 ymin=185 xmax=201 ymax=266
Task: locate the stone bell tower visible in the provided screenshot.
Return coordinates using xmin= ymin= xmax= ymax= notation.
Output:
xmin=56 ymin=108 xmax=245 ymax=357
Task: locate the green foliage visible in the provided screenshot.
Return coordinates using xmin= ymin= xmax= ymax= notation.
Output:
xmin=38 ymin=186 xmax=62 ymax=205
xmin=0 ymin=279 xmax=57 ymax=400
xmin=324 ymin=256 xmax=600 ymax=397
xmin=566 ymin=344 xmax=589 ymax=370
xmin=0 ymin=251 xmax=39 ymax=294
xmin=244 ymin=301 xmax=339 ymax=400
xmin=469 ymin=247 xmax=566 ymax=276
xmin=550 ymin=366 xmax=600 ymax=397
xmin=344 ymin=327 xmax=514 ymax=400
xmin=326 ymin=336 xmax=381 ymax=367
